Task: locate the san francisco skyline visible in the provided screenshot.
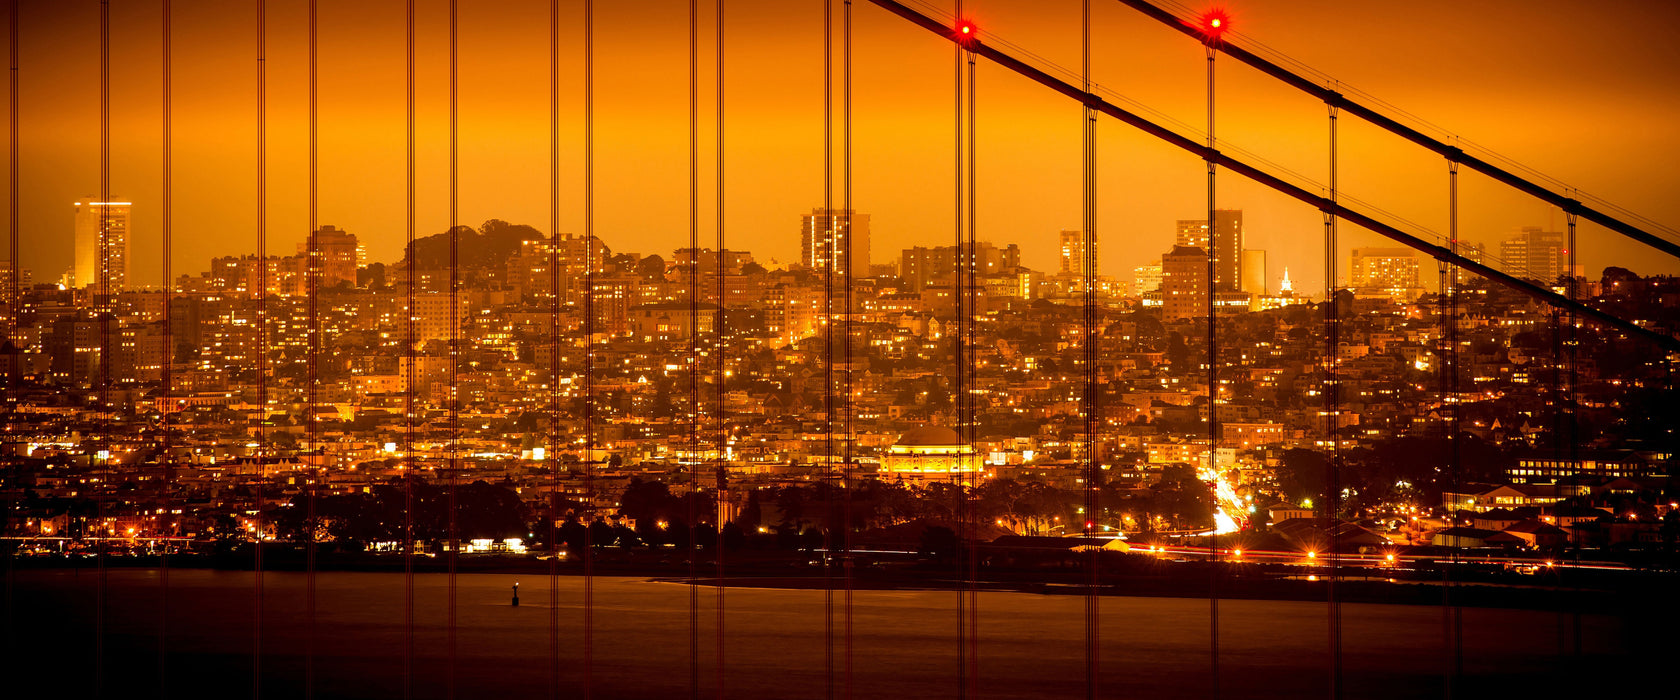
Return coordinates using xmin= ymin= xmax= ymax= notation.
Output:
xmin=6 ymin=0 xmax=1680 ymax=293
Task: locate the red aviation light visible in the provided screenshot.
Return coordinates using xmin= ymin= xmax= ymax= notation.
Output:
xmin=956 ymin=20 xmax=977 ymax=41
xmin=1199 ymin=8 xmax=1231 ymax=41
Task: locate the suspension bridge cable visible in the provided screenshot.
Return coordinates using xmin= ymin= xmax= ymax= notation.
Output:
xmin=963 ymin=16 xmax=979 ymax=700
xmin=1080 ymin=3 xmax=1101 ymax=699
xmin=4 ymin=0 xmax=14 ymax=345
xmin=1442 ymin=159 xmax=1463 ymax=699
xmin=3 ymin=0 xmax=16 ymax=686
xmin=304 ymin=2 xmax=319 ymax=696
xmin=95 ymin=3 xmax=111 ymax=696
xmin=842 ymin=2 xmax=855 ymax=696
xmin=1564 ymin=206 xmax=1582 ymax=661
xmin=861 ymin=0 xmax=1678 ymax=353
xmin=582 ymin=2 xmax=596 ymax=696
xmin=446 ymin=1 xmax=461 ymax=697
xmin=952 ymin=4 xmax=970 ymax=696
xmin=159 ymin=1 xmax=174 ymax=694
xmin=253 ymin=0 xmax=268 ymax=695
xmin=1548 ymin=223 xmax=1568 ymax=674
xmin=1106 ymin=0 xmax=1680 ymax=261
xmin=402 ymin=1 xmax=417 ymax=697
xmin=547 ymin=0 xmax=563 ymax=697
xmin=713 ymin=3 xmax=727 ymax=696
xmin=1203 ymin=34 xmax=1221 ymax=700
xmin=687 ymin=0 xmax=702 ymax=696
xmin=1324 ymin=97 xmax=1343 ymax=700
xmin=822 ymin=3 xmax=837 ymax=698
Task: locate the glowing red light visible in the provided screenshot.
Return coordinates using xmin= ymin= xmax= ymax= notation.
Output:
xmin=1199 ymin=8 xmax=1231 ymax=39
xmin=957 ymin=21 xmax=975 ymax=36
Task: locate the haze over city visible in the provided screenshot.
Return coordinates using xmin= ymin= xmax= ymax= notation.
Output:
xmin=8 ymin=0 xmax=1680 ymax=293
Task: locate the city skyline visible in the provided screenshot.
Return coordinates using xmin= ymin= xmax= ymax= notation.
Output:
xmin=4 ymin=0 xmax=1679 ymax=295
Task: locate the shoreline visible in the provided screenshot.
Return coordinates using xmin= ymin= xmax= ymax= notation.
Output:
xmin=7 ymin=551 xmax=1655 ymax=615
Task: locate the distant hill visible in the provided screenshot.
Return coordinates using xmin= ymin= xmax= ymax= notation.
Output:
xmin=399 ymin=219 xmax=546 ymax=269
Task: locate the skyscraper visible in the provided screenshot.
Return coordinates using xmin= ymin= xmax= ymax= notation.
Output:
xmin=1133 ymin=261 xmax=1163 ymax=297
xmin=73 ymin=199 xmax=132 ymax=294
xmin=1350 ymin=247 xmax=1420 ymax=290
xmin=1059 ymin=228 xmax=1096 ymax=277
xmin=801 ymin=208 xmax=871 ymax=279
xmin=899 ymin=242 xmax=1020 ymax=293
xmin=300 ymin=225 xmax=361 ymax=290
xmin=1175 ymin=209 xmax=1243 ymax=291
xmin=1498 ymin=227 xmax=1568 ymax=284
xmin=1161 ymin=245 xmax=1208 ymax=322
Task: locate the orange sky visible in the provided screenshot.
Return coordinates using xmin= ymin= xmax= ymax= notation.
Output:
xmin=6 ymin=0 xmax=1680 ymax=293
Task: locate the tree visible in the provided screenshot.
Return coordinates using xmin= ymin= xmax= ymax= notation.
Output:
xmin=1277 ymin=449 xmax=1328 ymax=506
xmin=919 ymin=525 xmax=961 ymax=565
xmin=588 ymin=518 xmax=615 ymax=548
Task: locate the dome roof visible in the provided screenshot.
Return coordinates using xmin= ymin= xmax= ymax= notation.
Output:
xmin=896 ymin=426 xmax=964 ymax=447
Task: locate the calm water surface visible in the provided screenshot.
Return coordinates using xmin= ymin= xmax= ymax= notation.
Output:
xmin=6 ymin=568 xmax=1641 ymax=699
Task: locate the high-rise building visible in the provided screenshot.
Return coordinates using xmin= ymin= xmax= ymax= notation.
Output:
xmin=300 ymin=225 xmax=361 ymax=290
xmin=1175 ymin=209 xmax=1243 ymax=291
xmin=0 ymin=266 xmax=28 ymax=333
xmin=898 ymin=242 xmax=1019 ymax=293
xmin=1060 ymin=228 xmax=1097 ymax=276
xmin=1498 ymin=227 xmax=1568 ymax=283
xmin=1133 ymin=261 xmax=1163 ymax=296
xmin=73 ymin=199 xmax=132 ymax=294
xmin=1161 ymin=245 xmax=1208 ymax=322
xmin=1350 ymin=247 xmax=1421 ymax=296
xmin=801 ymin=208 xmax=871 ymax=279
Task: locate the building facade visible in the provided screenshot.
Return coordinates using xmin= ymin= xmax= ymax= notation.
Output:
xmin=74 ymin=199 xmax=132 ymax=294
xmin=801 ymin=208 xmax=871 ymax=280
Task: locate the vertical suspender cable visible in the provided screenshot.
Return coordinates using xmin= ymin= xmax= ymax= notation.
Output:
xmin=686 ymin=0 xmax=702 ymax=696
xmin=402 ymin=0 xmax=416 ymax=696
xmin=446 ymin=1 xmax=461 ymax=697
xmin=1324 ymin=97 xmax=1342 ymax=700
xmin=4 ymin=0 xmax=14 ymax=365
xmin=304 ymin=3 xmax=319 ymax=696
xmin=253 ymin=0 xmax=268 ymax=694
xmin=963 ymin=17 xmax=979 ymax=700
xmin=582 ymin=2 xmax=596 ymax=696
xmin=2 ymin=0 xmax=14 ymax=683
xmin=159 ymin=1 xmax=174 ymax=693
xmin=1563 ymin=207 xmax=1581 ymax=657
xmin=1548 ymin=207 xmax=1566 ymax=667
xmin=1202 ymin=36 xmax=1220 ymax=700
xmin=4 ymin=0 xmax=15 ymax=686
xmin=3 ymin=0 xmax=11 ymax=348
xmin=952 ymin=4 xmax=967 ymax=695
xmin=1442 ymin=158 xmax=1463 ymax=699
xmin=841 ymin=2 xmax=855 ymax=696
xmin=821 ymin=3 xmax=837 ymax=698
xmin=1080 ymin=2 xmax=1100 ymax=699
xmin=713 ymin=3 xmax=728 ymax=696
xmin=547 ymin=0 xmax=562 ymax=697
xmin=4 ymin=0 xmax=14 ymax=341
xmin=94 ymin=2 xmax=110 ymax=695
